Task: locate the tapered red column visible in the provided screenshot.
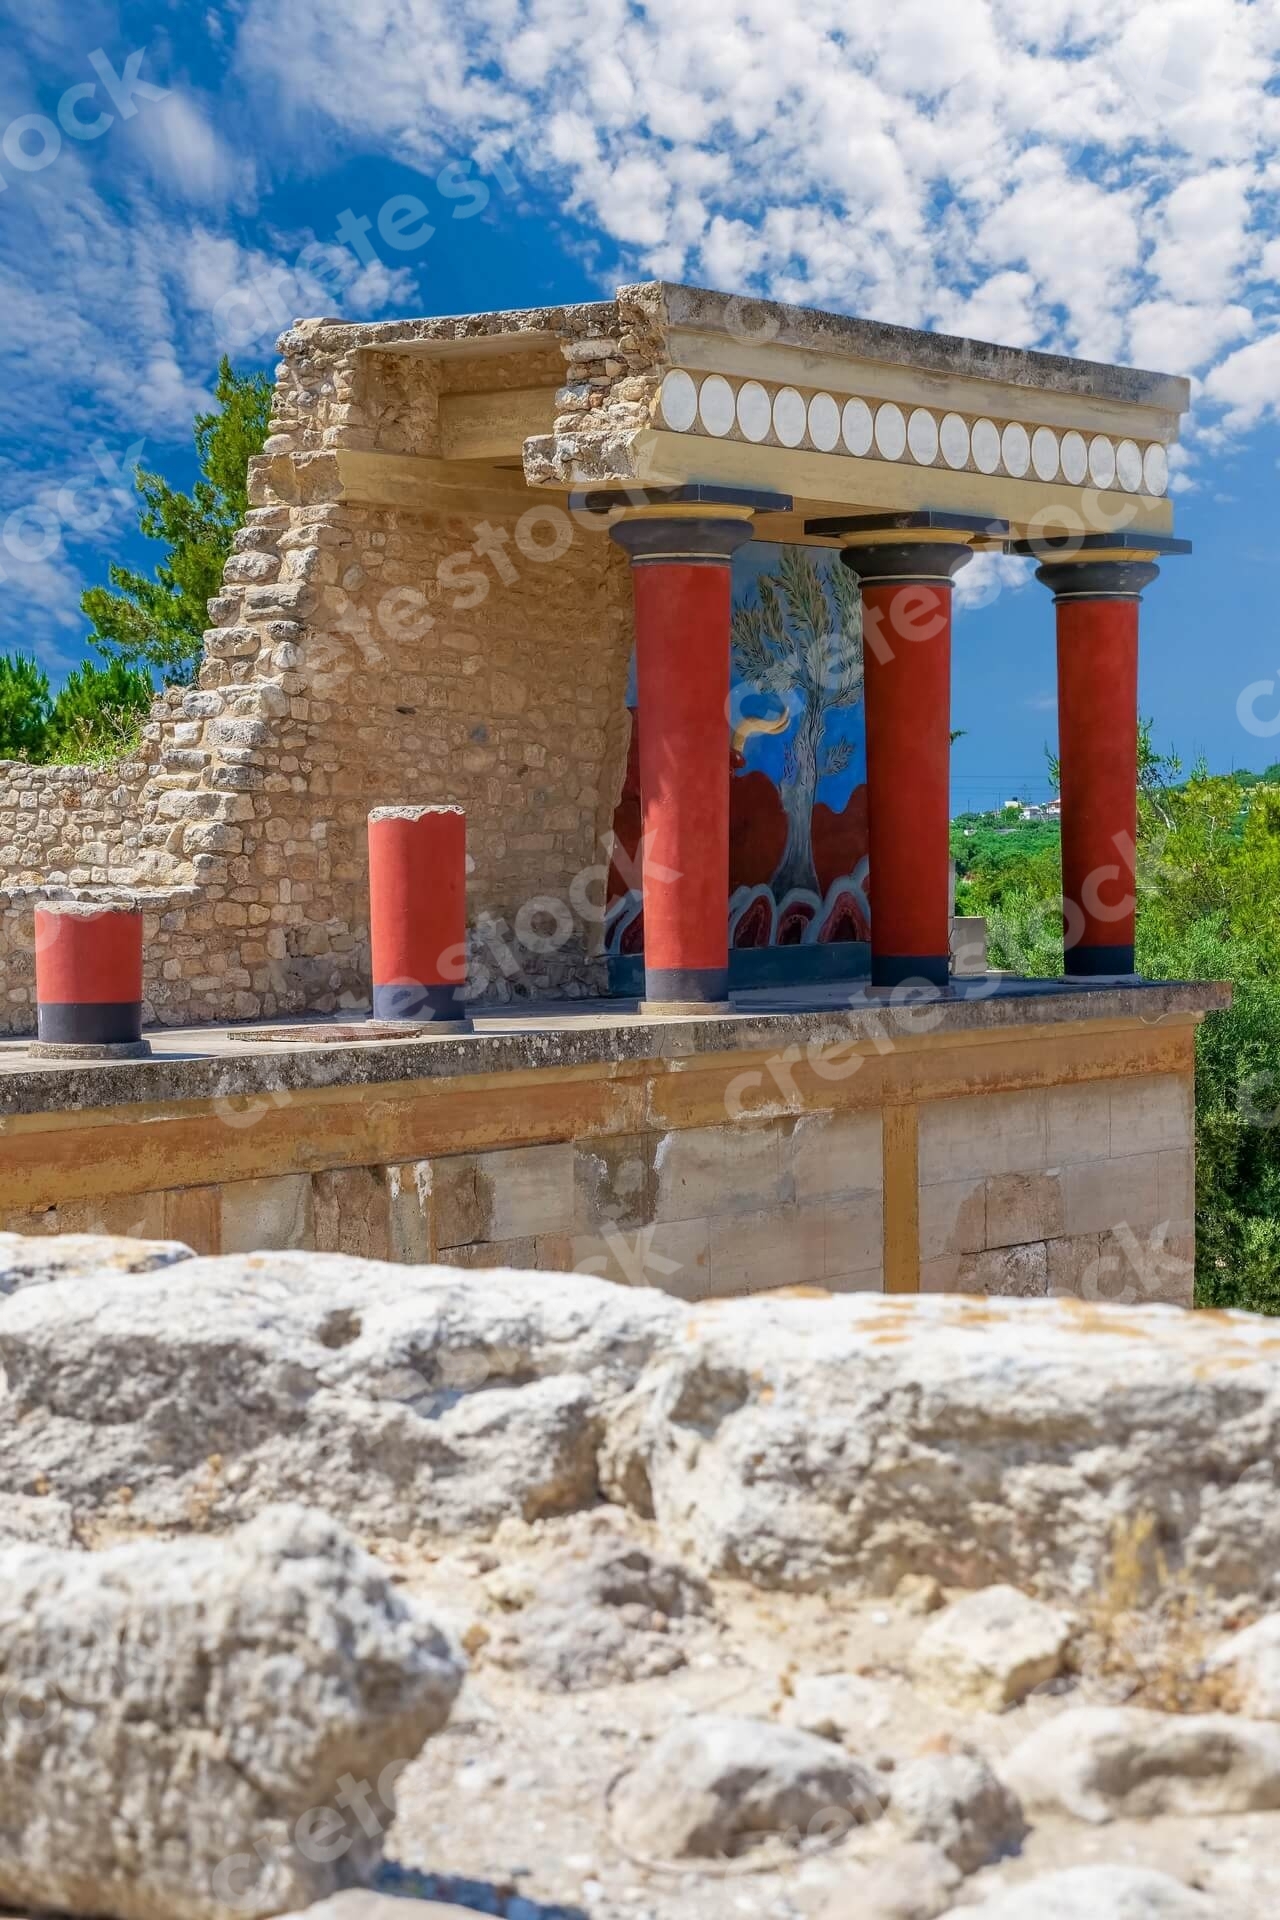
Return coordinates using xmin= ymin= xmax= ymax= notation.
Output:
xmin=368 ymin=805 xmax=468 ymax=1024
xmin=1019 ymin=531 xmax=1189 ymax=978
xmin=609 ymin=509 xmax=754 ymax=1007
xmin=1038 ymin=563 xmax=1156 ymax=975
xmin=834 ymin=531 xmax=977 ymax=987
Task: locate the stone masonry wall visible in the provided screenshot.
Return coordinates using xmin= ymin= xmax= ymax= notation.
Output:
xmin=0 ymin=1070 xmax=1195 ymax=1309
xmin=0 ymin=308 xmax=644 ymax=1032
xmin=918 ymin=1073 xmax=1195 ymax=1302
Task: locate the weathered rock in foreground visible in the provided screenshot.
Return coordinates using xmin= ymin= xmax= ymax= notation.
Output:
xmin=2 ymin=1244 xmax=1279 ymax=1606
xmin=610 ymin=1714 xmax=885 ymax=1859
xmin=0 ymin=1489 xmax=74 ymax=1546
xmin=939 ymin=1865 xmax=1225 ymax=1917
xmin=1207 ymin=1613 xmax=1280 ymax=1719
xmin=0 ymin=1228 xmax=193 ymax=1296
xmin=0 ymin=1505 xmax=464 ymax=1920
xmin=488 ymin=1533 xmax=712 ymax=1689
xmin=1003 ymin=1706 xmax=1280 ymax=1822
xmin=0 ymin=1249 xmax=680 ymax=1540
xmin=888 ymin=1750 xmax=1026 ymax=1872
xmin=603 ymin=1287 xmax=1280 ymax=1605
xmin=909 ymin=1587 xmax=1073 ymax=1712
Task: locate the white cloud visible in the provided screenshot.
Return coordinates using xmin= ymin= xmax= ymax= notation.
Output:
xmin=230 ymin=0 xmax=1280 ymax=441
xmin=0 ymin=115 xmax=418 ymax=656
xmin=1202 ymin=331 xmax=1280 ymax=431
xmin=124 ymin=90 xmax=254 ymax=206
xmin=1125 ymin=299 xmax=1255 ymax=377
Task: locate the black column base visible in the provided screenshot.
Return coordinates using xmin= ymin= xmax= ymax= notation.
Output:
xmin=37 ymin=1000 xmax=142 ymax=1045
xmin=641 ymin=964 xmax=730 ymax=1011
xmin=372 ymin=982 xmax=469 ymax=1025
xmin=870 ymin=954 xmax=950 ymax=989
xmin=1063 ymin=944 xmax=1136 ymax=978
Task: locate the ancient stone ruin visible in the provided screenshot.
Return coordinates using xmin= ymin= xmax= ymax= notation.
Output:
xmin=1 ymin=1231 xmax=1279 ymax=1919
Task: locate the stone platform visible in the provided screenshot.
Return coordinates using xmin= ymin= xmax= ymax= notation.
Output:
xmin=0 ymin=978 xmax=1228 ymax=1304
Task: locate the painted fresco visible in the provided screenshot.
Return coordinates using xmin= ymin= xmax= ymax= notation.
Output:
xmin=605 ymin=542 xmax=870 ymax=963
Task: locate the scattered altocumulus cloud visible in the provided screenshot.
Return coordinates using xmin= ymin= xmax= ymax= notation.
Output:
xmin=234 ymin=0 xmax=1280 ymax=420
xmin=3 ymin=0 xmax=1280 ymax=665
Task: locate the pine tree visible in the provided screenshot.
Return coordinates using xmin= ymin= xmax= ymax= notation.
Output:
xmin=0 ymin=652 xmax=51 ymax=761
xmin=46 ymin=657 xmax=154 ymax=762
xmin=80 ymin=357 xmax=272 ymax=685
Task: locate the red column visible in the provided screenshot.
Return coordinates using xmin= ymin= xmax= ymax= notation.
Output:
xmin=844 ymin=541 xmax=974 ymax=987
xmin=34 ymin=902 xmax=147 ymax=1054
xmin=368 ymin=805 xmax=468 ymax=1024
xmin=610 ymin=511 xmax=753 ymax=1006
xmin=1036 ymin=560 xmax=1158 ymax=976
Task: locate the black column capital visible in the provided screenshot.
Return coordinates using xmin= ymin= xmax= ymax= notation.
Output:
xmin=841 ymin=542 xmax=976 ymax=587
xmin=608 ymin=514 xmax=755 ymax=566
xmin=1035 ymin=559 xmax=1160 ymax=602
xmin=805 ymin=512 xmax=1006 ymax=589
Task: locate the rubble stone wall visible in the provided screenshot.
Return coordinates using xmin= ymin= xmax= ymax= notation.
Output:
xmin=0 ymin=320 xmax=643 ymax=1033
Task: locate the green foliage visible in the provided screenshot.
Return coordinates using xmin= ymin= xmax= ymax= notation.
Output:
xmin=0 ymin=652 xmax=51 ymax=760
xmin=952 ymin=817 xmax=1062 ymax=920
xmin=80 ymin=357 xmax=272 ymax=685
xmin=0 ymin=651 xmax=154 ymax=766
xmin=45 ymin=658 xmax=154 ymax=764
xmin=955 ymin=747 xmax=1280 ymax=1313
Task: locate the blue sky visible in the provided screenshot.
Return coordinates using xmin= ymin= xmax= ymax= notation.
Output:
xmin=0 ymin=0 xmax=1278 ymax=807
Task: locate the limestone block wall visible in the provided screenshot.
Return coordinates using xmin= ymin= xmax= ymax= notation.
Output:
xmin=918 ymin=1075 xmax=1194 ymax=1302
xmin=1 ymin=1114 xmax=886 ymax=1300
xmin=0 ymin=1004 xmax=1205 ymax=1307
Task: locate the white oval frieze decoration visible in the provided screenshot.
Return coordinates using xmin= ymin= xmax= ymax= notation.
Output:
xmin=1001 ymin=421 xmax=1031 ymax=478
xmin=907 ymin=408 xmax=939 ymax=465
xmin=660 ymin=369 xmax=698 ymax=433
xmin=1060 ymin=430 xmax=1089 ymax=486
xmin=842 ymin=397 xmax=874 ymax=456
xmin=1089 ymin=435 xmax=1117 ymax=489
xmin=1031 ymin=426 xmax=1060 ymax=482
xmin=808 ymin=392 xmax=841 ymax=452
xmin=1144 ymin=442 xmax=1169 ymax=496
xmin=971 ymin=419 xmax=1001 ymax=474
xmin=698 ymin=374 xmax=736 ymax=438
xmin=939 ymin=413 xmax=970 ymax=470
xmin=875 ymin=402 xmax=907 ymax=461
xmin=1116 ymin=439 xmax=1143 ymax=492
xmin=773 ymin=386 xmax=808 ymax=447
xmin=737 ymin=380 xmax=772 ymax=443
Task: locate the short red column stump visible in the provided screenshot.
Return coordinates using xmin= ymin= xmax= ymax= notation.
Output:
xmin=32 ymin=901 xmax=149 ymax=1058
xmin=368 ymin=805 xmax=469 ymax=1026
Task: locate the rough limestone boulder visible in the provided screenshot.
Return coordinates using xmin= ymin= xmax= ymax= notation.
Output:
xmin=0 ymin=1505 xmax=464 ymax=1920
xmin=0 ymin=1229 xmax=193 ymax=1296
xmin=1207 ymin=1613 xmax=1280 ymax=1719
xmin=0 ymin=1250 xmax=680 ymax=1539
xmin=3 ymin=1245 xmax=1280 ymax=1609
xmin=938 ymin=1865 xmax=1226 ymax=1917
xmin=610 ymin=1714 xmax=886 ymax=1859
xmin=0 ymin=1489 xmax=74 ymax=1546
xmin=602 ymin=1289 xmax=1280 ymax=1605
xmin=488 ymin=1533 xmax=712 ymax=1689
xmin=1002 ymin=1705 xmax=1280 ymax=1822
xmin=888 ymin=1750 xmax=1026 ymax=1872
xmin=908 ymin=1587 xmax=1073 ymax=1711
